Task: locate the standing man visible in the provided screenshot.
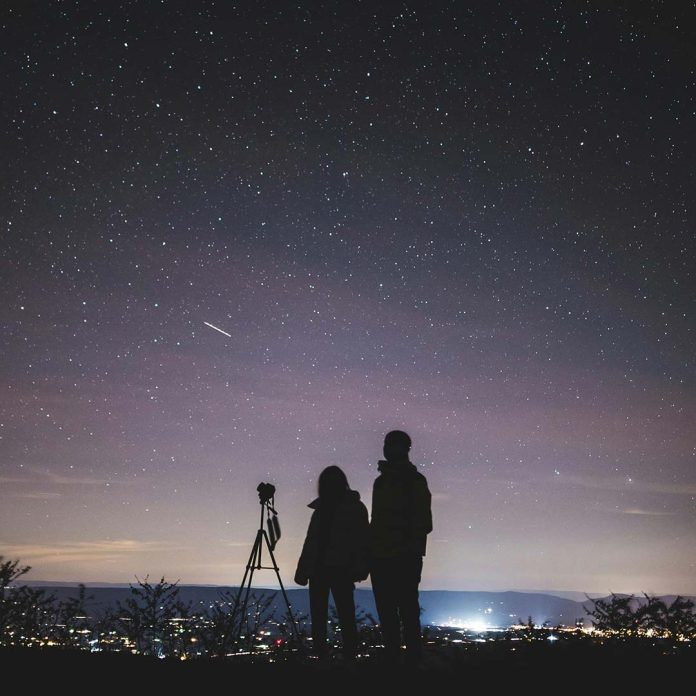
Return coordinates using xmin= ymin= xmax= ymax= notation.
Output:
xmin=369 ymin=430 xmax=432 ymax=664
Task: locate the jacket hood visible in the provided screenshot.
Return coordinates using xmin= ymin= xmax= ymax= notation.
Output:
xmin=308 ymin=488 xmax=361 ymax=509
xmin=377 ymin=459 xmax=418 ymax=476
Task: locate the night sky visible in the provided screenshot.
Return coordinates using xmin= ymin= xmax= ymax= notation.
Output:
xmin=1 ymin=1 xmax=694 ymax=595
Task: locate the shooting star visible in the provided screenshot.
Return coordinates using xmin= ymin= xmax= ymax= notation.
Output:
xmin=203 ymin=321 xmax=232 ymax=338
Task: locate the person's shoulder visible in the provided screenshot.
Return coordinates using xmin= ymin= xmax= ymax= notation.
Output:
xmin=409 ymin=465 xmax=429 ymax=486
xmin=345 ymin=489 xmax=366 ymax=506
xmin=341 ymin=491 xmax=368 ymax=516
xmin=373 ymin=472 xmax=387 ymax=486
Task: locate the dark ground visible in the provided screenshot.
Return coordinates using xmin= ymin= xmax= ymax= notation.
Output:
xmin=2 ymin=641 xmax=692 ymax=691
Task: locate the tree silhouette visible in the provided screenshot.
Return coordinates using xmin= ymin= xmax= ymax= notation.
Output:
xmin=0 ymin=557 xmax=30 ymax=593
xmin=275 ymin=604 xmax=308 ymax=654
xmin=0 ymin=557 xmax=31 ymax=645
xmin=639 ymin=594 xmax=696 ymax=641
xmin=239 ymin=592 xmax=276 ymax=653
xmin=326 ymin=602 xmax=372 ymax=647
xmin=0 ymin=557 xmax=58 ymax=647
xmin=188 ymin=590 xmax=288 ymax=658
xmin=585 ymin=593 xmax=641 ymax=638
xmin=636 ymin=593 xmax=667 ymax=636
xmin=516 ymin=615 xmax=536 ymax=640
xmin=192 ymin=588 xmax=244 ymax=658
xmin=52 ymin=584 xmax=93 ymax=649
xmin=93 ymin=606 xmax=123 ymax=652
xmin=662 ymin=596 xmax=696 ymax=641
xmin=586 ymin=593 xmax=696 ymax=641
xmin=113 ymin=576 xmax=189 ymax=656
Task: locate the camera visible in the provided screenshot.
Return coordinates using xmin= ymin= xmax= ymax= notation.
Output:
xmin=257 ymin=482 xmax=276 ymax=505
xmin=256 ymin=482 xmax=281 ymax=550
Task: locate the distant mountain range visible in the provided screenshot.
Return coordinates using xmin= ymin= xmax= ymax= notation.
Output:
xmin=19 ymin=584 xmax=678 ymax=628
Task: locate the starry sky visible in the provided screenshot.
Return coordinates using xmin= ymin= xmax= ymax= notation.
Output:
xmin=1 ymin=1 xmax=694 ymax=595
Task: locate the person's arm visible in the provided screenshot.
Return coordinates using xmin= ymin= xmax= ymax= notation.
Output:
xmin=294 ymin=512 xmax=317 ymax=585
xmin=370 ymin=479 xmax=378 ymax=525
xmin=411 ymin=476 xmax=433 ymax=538
xmin=352 ymin=502 xmax=371 ymax=581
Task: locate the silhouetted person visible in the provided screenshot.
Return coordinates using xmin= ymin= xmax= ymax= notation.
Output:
xmin=295 ymin=465 xmax=369 ymax=661
xmin=370 ymin=430 xmax=432 ymax=664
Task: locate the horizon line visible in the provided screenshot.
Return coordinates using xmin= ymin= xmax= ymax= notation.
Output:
xmin=21 ymin=581 xmax=696 ymax=598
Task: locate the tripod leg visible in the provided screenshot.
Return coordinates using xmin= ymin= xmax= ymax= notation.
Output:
xmin=234 ymin=531 xmax=263 ymax=648
xmin=262 ymin=530 xmax=304 ymax=651
xmin=234 ymin=530 xmax=260 ymax=610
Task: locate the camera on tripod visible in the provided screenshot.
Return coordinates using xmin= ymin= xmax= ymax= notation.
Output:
xmin=257 ymin=482 xmax=276 ymax=505
xmin=256 ymin=482 xmax=281 ymax=550
xmin=230 ymin=481 xmax=302 ymax=650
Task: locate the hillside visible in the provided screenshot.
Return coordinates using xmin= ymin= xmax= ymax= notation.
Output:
xmin=27 ymin=584 xmax=606 ymax=626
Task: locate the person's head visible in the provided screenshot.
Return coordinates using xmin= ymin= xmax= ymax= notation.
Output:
xmin=318 ymin=465 xmax=349 ymax=500
xmin=383 ymin=430 xmax=412 ymax=462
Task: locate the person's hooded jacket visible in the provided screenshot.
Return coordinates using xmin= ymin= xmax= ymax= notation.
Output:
xmin=370 ymin=459 xmax=432 ymax=559
xmin=295 ymin=489 xmax=370 ymax=584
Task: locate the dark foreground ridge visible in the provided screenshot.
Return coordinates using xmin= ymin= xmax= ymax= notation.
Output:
xmin=3 ymin=641 xmax=692 ymax=691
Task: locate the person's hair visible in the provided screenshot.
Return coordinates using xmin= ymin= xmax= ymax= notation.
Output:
xmin=384 ymin=430 xmax=412 ymax=451
xmin=318 ymin=465 xmax=349 ymax=499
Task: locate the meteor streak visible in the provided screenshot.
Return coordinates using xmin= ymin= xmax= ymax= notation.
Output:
xmin=203 ymin=321 xmax=232 ymax=338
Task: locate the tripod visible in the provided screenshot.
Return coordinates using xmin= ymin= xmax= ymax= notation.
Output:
xmin=232 ymin=497 xmax=303 ymax=651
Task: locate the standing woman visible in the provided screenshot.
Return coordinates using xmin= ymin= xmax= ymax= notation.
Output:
xmin=294 ymin=465 xmax=369 ymax=661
